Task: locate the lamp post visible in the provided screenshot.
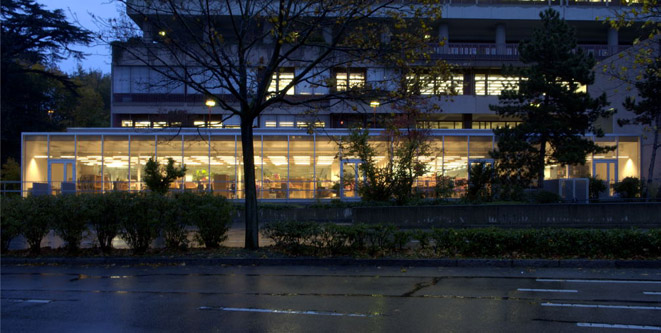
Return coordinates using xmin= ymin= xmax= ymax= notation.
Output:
xmin=205 ymin=99 xmax=216 ymax=127
xmin=369 ymin=100 xmax=379 ymax=128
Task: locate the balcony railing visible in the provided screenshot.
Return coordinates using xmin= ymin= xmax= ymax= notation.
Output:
xmin=433 ymin=43 xmax=630 ymax=61
xmin=441 ymin=0 xmax=639 ymax=6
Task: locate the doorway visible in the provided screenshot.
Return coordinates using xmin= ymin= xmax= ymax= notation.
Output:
xmin=593 ymin=159 xmax=617 ymax=196
xmin=48 ymin=159 xmax=75 ymax=194
xmin=340 ymin=159 xmax=363 ymax=199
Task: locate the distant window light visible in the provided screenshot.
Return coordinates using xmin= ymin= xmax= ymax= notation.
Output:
xmin=268 ymin=68 xmax=295 ymax=96
xmin=153 ymin=121 xmax=167 ymax=128
xmin=279 ymin=121 xmax=294 ymax=127
xmin=265 ymin=121 xmax=277 ymax=128
xmin=335 ymin=69 xmax=365 ymax=91
xmin=406 ymin=73 xmax=463 ymax=95
xmin=475 ymin=74 xmax=521 ymax=96
xmin=135 ymin=121 xmax=150 ymax=128
xmin=194 ymin=121 xmax=206 ymax=127
xmin=121 ymin=120 xmax=133 ymax=127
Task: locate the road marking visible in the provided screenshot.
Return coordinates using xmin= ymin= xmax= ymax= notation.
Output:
xmin=199 ymin=306 xmax=377 ymax=317
xmin=644 ymin=292 xmax=661 ymax=295
xmin=7 ymin=299 xmax=52 ymax=304
xmin=542 ymin=302 xmax=661 ymax=310
xmin=518 ymin=288 xmax=577 ymax=293
xmin=537 ymin=279 xmax=661 ymax=284
xmin=577 ymin=323 xmax=661 ymax=330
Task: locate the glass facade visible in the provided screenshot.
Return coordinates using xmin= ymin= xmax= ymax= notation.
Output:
xmin=20 ymin=131 xmax=641 ymax=199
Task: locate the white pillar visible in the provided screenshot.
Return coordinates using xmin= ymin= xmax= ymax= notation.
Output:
xmin=496 ymin=23 xmax=506 ymax=55
xmin=439 ymin=23 xmax=449 ymax=53
xmin=608 ymin=28 xmax=619 ymax=55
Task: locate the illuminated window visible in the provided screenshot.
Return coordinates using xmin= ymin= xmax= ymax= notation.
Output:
xmin=134 ymin=121 xmax=151 ymax=128
xmin=121 ymin=120 xmax=133 ymax=127
xmin=193 ymin=121 xmax=206 ymax=127
xmin=561 ymin=81 xmax=587 ymax=93
xmin=268 ymin=68 xmax=295 ymax=96
xmin=265 ymin=121 xmax=277 ymax=128
xmin=406 ymin=73 xmax=463 ymax=95
xmin=335 ymin=68 xmax=365 ymax=91
xmin=279 ymin=121 xmax=294 ymax=127
xmin=475 ymin=74 xmax=521 ymax=96
xmin=209 ymin=121 xmax=223 ymax=128
xmin=153 ymin=121 xmax=167 ymax=128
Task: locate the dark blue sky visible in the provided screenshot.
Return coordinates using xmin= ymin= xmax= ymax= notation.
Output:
xmin=40 ymin=0 xmax=122 ymax=74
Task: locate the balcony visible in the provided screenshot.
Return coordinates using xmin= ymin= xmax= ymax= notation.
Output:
xmin=433 ymin=43 xmax=630 ymax=61
xmin=441 ymin=0 xmax=639 ymax=6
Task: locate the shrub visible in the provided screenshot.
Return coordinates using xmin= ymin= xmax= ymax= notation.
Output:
xmin=179 ymin=193 xmax=233 ymax=249
xmin=160 ymin=195 xmax=188 ymax=250
xmin=434 ymin=175 xmax=455 ymax=199
xmin=87 ymin=192 xmax=126 ymax=255
xmin=120 ymin=193 xmax=161 ymax=254
xmin=589 ymin=176 xmax=607 ymax=200
xmin=1 ymin=196 xmax=22 ymax=252
xmin=262 ymin=221 xmax=406 ymax=255
xmin=613 ymin=177 xmax=641 ymax=199
xmin=52 ymin=194 xmax=91 ymax=255
xmin=143 ymin=157 xmax=187 ymax=194
xmin=22 ymin=195 xmax=54 ymax=255
xmin=466 ymin=162 xmax=494 ymax=202
xmin=529 ymin=190 xmax=562 ymax=204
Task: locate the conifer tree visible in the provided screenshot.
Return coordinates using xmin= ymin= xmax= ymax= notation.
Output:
xmin=490 ymin=8 xmax=613 ymax=188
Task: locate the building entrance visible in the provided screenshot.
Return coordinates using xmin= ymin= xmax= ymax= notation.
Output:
xmin=340 ymin=159 xmax=363 ymax=199
xmin=48 ymin=159 xmax=75 ymax=195
xmin=593 ymin=159 xmax=617 ymax=196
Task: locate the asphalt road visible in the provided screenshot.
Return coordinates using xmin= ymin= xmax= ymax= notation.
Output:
xmin=2 ymin=264 xmax=661 ymax=332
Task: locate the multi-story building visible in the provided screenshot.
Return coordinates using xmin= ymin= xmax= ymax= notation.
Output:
xmin=21 ymin=0 xmax=657 ymax=200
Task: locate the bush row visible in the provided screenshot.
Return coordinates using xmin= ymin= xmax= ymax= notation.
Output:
xmin=1 ymin=192 xmax=233 ymax=255
xmin=261 ymin=221 xmax=661 ymax=258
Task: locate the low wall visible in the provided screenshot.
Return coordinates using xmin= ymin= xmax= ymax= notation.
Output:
xmin=352 ymin=203 xmax=661 ymax=228
xmin=234 ymin=207 xmax=352 ymax=224
xmin=233 ymin=203 xmax=660 ymax=228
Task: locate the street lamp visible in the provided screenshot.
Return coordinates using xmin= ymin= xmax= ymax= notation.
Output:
xmin=369 ymin=100 xmax=379 ymax=128
xmin=205 ymin=99 xmax=216 ymax=127
xmin=47 ymin=109 xmax=54 ymax=120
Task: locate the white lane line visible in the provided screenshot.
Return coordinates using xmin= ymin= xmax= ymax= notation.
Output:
xmin=537 ymin=279 xmax=661 ymax=284
xmin=577 ymin=323 xmax=661 ymax=331
xmin=644 ymin=292 xmax=661 ymax=295
xmin=518 ymin=288 xmax=578 ymax=293
xmin=542 ymin=302 xmax=661 ymax=310
xmin=199 ymin=306 xmax=376 ymax=317
xmin=7 ymin=299 xmax=52 ymax=304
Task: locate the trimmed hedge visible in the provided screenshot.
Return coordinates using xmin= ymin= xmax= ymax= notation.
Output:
xmin=261 ymin=221 xmax=661 ymax=259
xmin=1 ymin=192 xmax=234 ymax=255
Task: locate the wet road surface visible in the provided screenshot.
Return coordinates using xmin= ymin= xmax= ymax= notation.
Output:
xmin=2 ymin=264 xmax=661 ymax=332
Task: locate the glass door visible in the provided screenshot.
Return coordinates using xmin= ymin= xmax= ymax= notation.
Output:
xmin=340 ymin=159 xmax=363 ymax=199
xmin=593 ymin=159 xmax=617 ymax=197
xmin=48 ymin=159 xmax=75 ymax=194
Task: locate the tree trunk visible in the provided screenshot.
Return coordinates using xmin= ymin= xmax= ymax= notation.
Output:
xmin=240 ymin=118 xmax=259 ymax=249
xmin=537 ymin=138 xmax=546 ymax=189
xmin=645 ymin=117 xmax=660 ymax=201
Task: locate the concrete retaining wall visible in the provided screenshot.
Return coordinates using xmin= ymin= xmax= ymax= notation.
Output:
xmin=352 ymin=203 xmax=661 ymax=228
xmin=233 ymin=203 xmax=660 ymax=228
xmin=234 ymin=207 xmax=352 ymax=224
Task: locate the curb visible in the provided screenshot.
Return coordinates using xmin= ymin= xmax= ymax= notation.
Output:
xmin=2 ymin=257 xmax=661 ymax=268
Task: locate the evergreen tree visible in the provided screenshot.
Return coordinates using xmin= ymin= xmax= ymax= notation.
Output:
xmin=620 ymin=57 xmax=661 ymax=199
xmin=1 ymin=0 xmax=92 ymax=163
xmin=490 ymin=8 xmax=613 ymax=188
